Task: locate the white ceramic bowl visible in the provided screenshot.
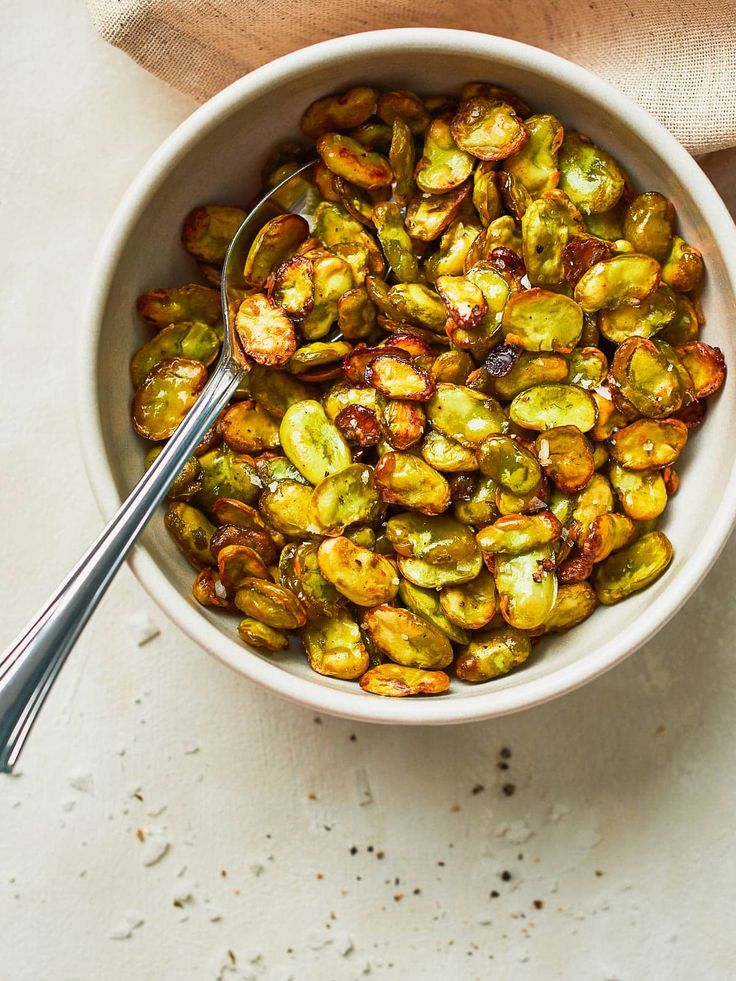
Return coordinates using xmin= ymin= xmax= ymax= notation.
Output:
xmin=79 ymin=28 xmax=736 ymax=724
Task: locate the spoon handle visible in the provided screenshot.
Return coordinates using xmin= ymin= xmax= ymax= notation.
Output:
xmin=0 ymin=357 xmax=242 ymax=773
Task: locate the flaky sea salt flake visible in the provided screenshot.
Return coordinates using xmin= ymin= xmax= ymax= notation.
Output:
xmin=125 ymin=611 xmax=161 ymax=646
xmin=141 ymin=828 xmax=171 ymax=866
xmin=69 ymin=769 xmax=94 ymax=794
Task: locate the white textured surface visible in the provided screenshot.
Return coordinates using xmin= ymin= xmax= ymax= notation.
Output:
xmin=2 ymin=5 xmax=736 ymax=979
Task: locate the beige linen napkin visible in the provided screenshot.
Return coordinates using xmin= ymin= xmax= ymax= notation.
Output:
xmin=86 ymin=0 xmax=736 ymax=157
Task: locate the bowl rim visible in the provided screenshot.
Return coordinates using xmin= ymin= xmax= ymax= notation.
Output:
xmin=77 ymin=27 xmax=736 ymax=725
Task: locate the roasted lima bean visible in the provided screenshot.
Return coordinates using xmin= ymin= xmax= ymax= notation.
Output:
xmin=128 ymin=80 xmax=722 ymax=697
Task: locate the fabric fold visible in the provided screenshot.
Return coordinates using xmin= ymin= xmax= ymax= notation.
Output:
xmin=86 ymin=0 xmax=736 ymax=156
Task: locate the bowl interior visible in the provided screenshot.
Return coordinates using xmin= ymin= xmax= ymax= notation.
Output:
xmin=86 ymin=32 xmax=736 ymax=722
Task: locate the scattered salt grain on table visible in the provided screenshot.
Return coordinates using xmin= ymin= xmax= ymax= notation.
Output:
xmin=125 ymin=611 xmax=160 ymax=647
xmin=171 ymin=881 xmax=195 ymax=906
xmin=575 ymin=828 xmax=602 ymax=850
xmin=68 ymin=769 xmax=94 ymax=794
xmin=140 ymin=828 xmax=171 ymax=866
xmin=109 ymin=910 xmax=144 ymax=940
xmin=109 ymin=920 xmax=134 ymax=941
xmin=548 ymin=803 xmax=569 ymax=823
xmin=208 ymin=949 xmax=238 ymax=979
xmin=332 ymin=930 xmax=354 ymax=956
xmin=355 ymin=767 xmax=374 ymax=806
xmin=499 ymin=820 xmax=534 ymax=844
xmin=306 ymin=929 xmax=333 ymax=950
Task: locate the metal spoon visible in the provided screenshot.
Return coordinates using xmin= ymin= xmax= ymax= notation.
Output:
xmin=0 ymin=159 xmax=317 ymax=773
